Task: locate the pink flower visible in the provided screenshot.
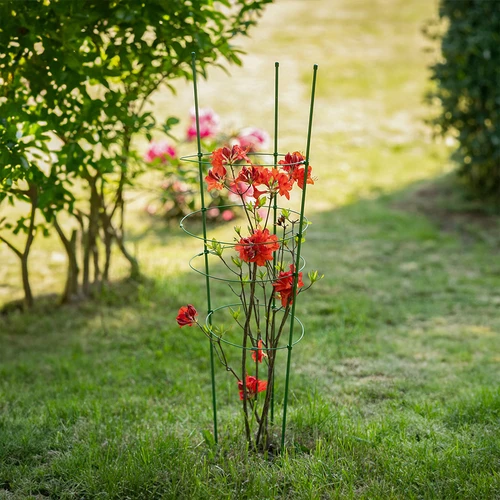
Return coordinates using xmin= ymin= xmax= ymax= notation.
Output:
xmin=222 ymin=210 xmax=235 ymax=221
xmin=145 ymin=204 xmax=157 ymax=215
xmin=228 ymin=180 xmax=255 ymax=203
xmin=144 ymin=141 xmax=176 ymax=163
xmin=171 ymin=181 xmax=189 ymax=192
xmin=207 ymin=207 xmax=220 ymax=219
xmin=187 ymin=107 xmax=220 ymax=141
xmin=257 ymin=207 xmax=269 ymax=221
xmin=236 ymin=127 xmax=270 ymax=152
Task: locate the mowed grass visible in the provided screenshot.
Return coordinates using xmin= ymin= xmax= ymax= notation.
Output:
xmin=1 ymin=0 xmax=500 ymax=498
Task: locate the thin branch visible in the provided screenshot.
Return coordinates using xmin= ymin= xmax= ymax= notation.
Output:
xmin=0 ymin=235 xmax=22 ymax=259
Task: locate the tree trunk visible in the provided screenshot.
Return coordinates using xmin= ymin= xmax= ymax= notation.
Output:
xmin=54 ymin=217 xmax=80 ymax=303
xmin=20 ymin=253 xmax=34 ymax=308
xmin=101 ymin=211 xmax=113 ymax=282
xmin=83 ymin=176 xmax=100 ymax=296
xmin=19 ymin=184 xmax=38 ymax=309
xmin=112 ymin=222 xmax=140 ymax=279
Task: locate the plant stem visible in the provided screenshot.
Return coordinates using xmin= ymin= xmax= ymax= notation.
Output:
xmin=241 ymin=262 xmax=257 ymax=445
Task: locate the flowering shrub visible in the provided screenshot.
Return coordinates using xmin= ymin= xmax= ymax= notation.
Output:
xmin=234 ymin=127 xmax=270 ymax=152
xmin=186 ymin=107 xmax=220 ymax=141
xmin=143 ymin=110 xmax=270 ymax=221
xmin=176 ymin=145 xmax=322 ymax=450
xmin=143 ymin=141 xmax=177 ymax=164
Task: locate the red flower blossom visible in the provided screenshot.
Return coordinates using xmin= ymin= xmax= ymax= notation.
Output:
xmin=295 ymin=165 xmax=314 ymax=189
xmin=233 ymin=165 xmax=270 ymax=200
xmin=278 ymin=151 xmax=314 ymax=189
xmin=205 ymin=163 xmax=227 ymax=191
xmin=211 ymin=145 xmax=250 ymax=169
xmin=278 ymin=151 xmax=305 ymax=175
xmin=235 ymin=228 xmax=280 ymax=267
xmin=210 ymin=147 xmax=229 ymax=170
xmin=268 ymin=168 xmax=294 ymax=199
xmin=176 ymin=304 xmax=198 ymax=327
xmin=238 ymin=375 xmax=267 ymax=400
xmin=252 ymin=339 xmax=267 ymax=363
xmin=272 ymin=265 xmax=304 ymax=307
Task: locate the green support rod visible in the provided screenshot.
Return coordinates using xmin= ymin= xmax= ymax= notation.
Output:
xmin=190 ymin=52 xmax=218 ymax=444
xmin=271 ymin=61 xmax=279 ymax=426
xmin=281 ymin=63 xmax=318 ymax=451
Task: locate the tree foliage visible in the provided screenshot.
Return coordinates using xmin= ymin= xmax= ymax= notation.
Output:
xmin=0 ymin=0 xmax=271 ymax=308
xmin=427 ymin=0 xmax=500 ymax=202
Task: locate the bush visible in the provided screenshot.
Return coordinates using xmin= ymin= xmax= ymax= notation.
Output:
xmin=0 ymin=0 xmax=271 ymax=308
xmin=427 ymin=0 xmax=500 ymax=203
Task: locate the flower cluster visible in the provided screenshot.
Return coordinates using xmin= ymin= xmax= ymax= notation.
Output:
xmin=176 ymin=137 xmax=320 ymax=451
xmin=144 ymin=109 xmax=271 ymax=222
xmin=205 ymin=146 xmax=314 ymax=202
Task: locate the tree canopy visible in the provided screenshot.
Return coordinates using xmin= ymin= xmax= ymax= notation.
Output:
xmin=0 ymin=0 xmax=272 ymax=307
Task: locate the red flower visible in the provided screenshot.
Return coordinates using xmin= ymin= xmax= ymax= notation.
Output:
xmin=211 ymin=145 xmax=250 ymax=169
xmin=176 ymin=304 xmax=198 ymax=327
xmin=269 ymin=168 xmax=294 ymax=199
xmin=252 ymin=339 xmax=267 ymax=363
xmin=272 ymin=265 xmax=304 ymax=307
xmin=238 ymin=375 xmax=267 ymax=400
xmin=278 ymin=151 xmax=314 ymax=189
xmin=205 ymin=164 xmax=227 ymax=191
xmin=233 ymin=165 xmax=270 ymax=200
xmin=235 ymin=228 xmax=280 ymax=267
xmin=278 ymin=151 xmax=305 ymax=175
xmin=210 ymin=147 xmax=229 ymax=170
xmin=295 ymin=165 xmax=314 ymax=189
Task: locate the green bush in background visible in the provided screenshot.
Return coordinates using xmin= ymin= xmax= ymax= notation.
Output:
xmin=428 ymin=0 xmax=500 ymax=204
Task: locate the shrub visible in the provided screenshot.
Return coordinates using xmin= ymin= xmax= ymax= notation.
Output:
xmin=143 ymin=107 xmax=270 ymax=221
xmin=0 ymin=0 xmax=271 ymax=307
xmin=427 ymin=0 xmax=500 ymax=203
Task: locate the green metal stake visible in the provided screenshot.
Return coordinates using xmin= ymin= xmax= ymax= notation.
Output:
xmin=281 ymin=63 xmax=318 ymax=451
xmin=271 ymin=61 xmax=279 ymax=426
xmin=191 ymin=52 xmax=218 ymax=444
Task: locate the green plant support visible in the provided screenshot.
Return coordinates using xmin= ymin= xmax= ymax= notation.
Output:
xmin=180 ymin=53 xmax=318 ymax=450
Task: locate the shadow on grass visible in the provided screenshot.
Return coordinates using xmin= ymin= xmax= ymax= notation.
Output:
xmin=2 ymin=171 xmax=499 ymax=342
xmin=1 ymin=172 xmax=499 ymax=498
xmin=392 ymin=173 xmax=500 ymax=242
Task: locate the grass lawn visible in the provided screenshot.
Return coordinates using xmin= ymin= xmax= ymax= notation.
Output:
xmin=1 ymin=0 xmax=500 ymax=498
